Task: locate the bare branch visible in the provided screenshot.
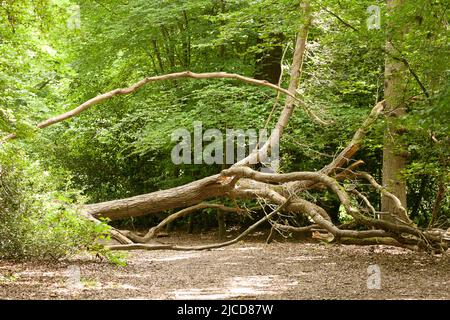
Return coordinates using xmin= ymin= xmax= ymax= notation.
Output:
xmin=387 ymin=41 xmax=430 ymax=98
xmin=321 ymin=100 xmax=385 ymax=174
xmin=78 ymin=211 xmax=133 ymax=245
xmin=122 ymin=202 xmax=250 ymax=243
xmin=351 ymin=171 xmax=412 ymax=225
xmin=348 ymin=187 xmax=377 ymax=219
xmin=234 ymin=2 xmax=329 ymax=167
xmin=1 ymin=71 xmax=326 ymax=143
xmin=273 ymin=223 xmax=317 ymax=233
xmin=284 ymin=100 xmax=385 ymax=192
xmin=323 ymin=7 xmax=359 ymax=32
xmin=107 ymin=195 xmax=293 ymax=251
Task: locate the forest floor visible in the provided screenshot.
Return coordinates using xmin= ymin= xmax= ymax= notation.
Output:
xmin=0 ymin=230 xmax=449 ymax=300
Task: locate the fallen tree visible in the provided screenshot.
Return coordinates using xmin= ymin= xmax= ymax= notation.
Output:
xmin=3 ymin=3 xmax=449 ymax=253
xmin=79 ymin=96 xmax=450 ymax=253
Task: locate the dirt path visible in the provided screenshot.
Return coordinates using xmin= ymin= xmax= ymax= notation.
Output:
xmin=1 ymin=233 xmax=449 ymax=300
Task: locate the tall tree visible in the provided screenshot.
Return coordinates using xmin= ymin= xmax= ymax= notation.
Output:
xmin=381 ymin=0 xmax=409 ymax=223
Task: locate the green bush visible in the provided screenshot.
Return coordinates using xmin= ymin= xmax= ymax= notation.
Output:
xmin=0 ymin=145 xmax=112 ymax=261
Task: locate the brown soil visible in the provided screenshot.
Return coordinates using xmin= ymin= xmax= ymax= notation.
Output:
xmin=0 ymin=231 xmax=449 ymax=300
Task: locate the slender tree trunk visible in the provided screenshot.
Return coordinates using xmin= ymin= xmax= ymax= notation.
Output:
xmin=151 ymin=40 xmax=165 ymax=73
xmin=188 ymin=215 xmax=194 ymax=234
xmin=234 ymin=0 xmax=312 ymax=166
xmin=178 ymin=10 xmax=191 ymax=69
xmin=254 ymin=33 xmax=284 ymax=84
xmin=217 ymin=210 xmax=226 ymax=239
xmin=161 ymin=26 xmax=176 ymax=70
xmin=429 ymin=180 xmax=446 ymax=227
xmin=381 ymin=0 xmax=408 ymax=222
xmin=219 ymin=0 xmax=226 ymax=59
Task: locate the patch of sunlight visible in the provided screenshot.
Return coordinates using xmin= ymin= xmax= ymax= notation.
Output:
xmin=147 ymin=252 xmax=202 ymax=262
xmin=173 ymin=288 xmax=231 ymax=300
xmin=122 ymin=296 xmax=153 ymax=300
xmin=236 ymin=247 xmax=262 ymax=251
xmin=286 ymin=255 xmax=325 ymax=261
xmin=170 ymin=275 xmax=298 ymax=300
xmin=16 ymin=271 xmax=42 ymax=277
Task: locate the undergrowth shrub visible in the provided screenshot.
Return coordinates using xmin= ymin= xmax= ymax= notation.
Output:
xmin=0 ymin=144 xmax=123 ymax=264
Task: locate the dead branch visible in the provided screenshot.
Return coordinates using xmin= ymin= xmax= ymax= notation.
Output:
xmin=224 ymin=166 xmax=448 ymax=251
xmin=229 ymin=180 xmax=394 ymax=241
xmin=348 ymin=187 xmax=377 ymax=218
xmin=322 ymin=100 xmax=385 ymax=175
xmin=1 ymin=71 xmax=326 ymax=143
xmin=121 ymin=202 xmax=250 ymax=243
xmin=285 ymin=100 xmax=385 ymax=192
xmin=78 ymin=210 xmax=133 ymax=244
xmin=272 ymin=223 xmax=317 ymax=233
xmin=323 ymin=7 xmax=359 ymax=32
xmin=233 ymin=3 xmax=328 ymax=168
xmin=107 ymin=195 xmax=293 ymax=251
xmin=338 ymin=237 xmax=418 ymax=250
xmin=334 ymin=160 xmax=365 ymax=180
xmin=351 ymin=171 xmax=412 ymax=224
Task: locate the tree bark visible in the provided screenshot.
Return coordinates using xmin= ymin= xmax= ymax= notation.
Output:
xmin=85 ymin=174 xmax=230 ymax=220
xmin=381 ymin=0 xmax=408 ymax=221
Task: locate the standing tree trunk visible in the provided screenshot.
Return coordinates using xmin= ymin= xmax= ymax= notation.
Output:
xmin=234 ymin=0 xmax=312 ymax=167
xmin=218 ymin=0 xmax=226 ymax=59
xmin=254 ymin=33 xmax=284 ymax=84
xmin=381 ymin=0 xmax=408 ymax=222
xmin=217 ymin=210 xmax=226 ymax=239
xmin=429 ymin=180 xmax=446 ymax=227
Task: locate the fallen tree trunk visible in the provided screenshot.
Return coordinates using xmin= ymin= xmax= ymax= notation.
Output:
xmin=85 ymin=174 xmax=231 ymax=220
xmin=73 ymin=87 xmax=447 ymax=252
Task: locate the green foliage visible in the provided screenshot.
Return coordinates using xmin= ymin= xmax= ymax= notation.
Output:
xmin=0 ymin=145 xmax=111 ymax=260
xmin=0 ymin=0 xmax=75 ymax=138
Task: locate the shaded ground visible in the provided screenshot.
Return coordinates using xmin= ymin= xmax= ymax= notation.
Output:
xmin=1 ymin=232 xmax=449 ymax=300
